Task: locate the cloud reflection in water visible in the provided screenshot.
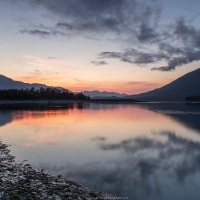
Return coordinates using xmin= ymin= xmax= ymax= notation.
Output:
xmin=40 ymin=130 xmax=200 ymax=199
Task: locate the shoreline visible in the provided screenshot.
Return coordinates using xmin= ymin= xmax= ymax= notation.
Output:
xmin=0 ymin=99 xmax=199 ymax=105
xmin=0 ymin=140 xmax=106 ymax=200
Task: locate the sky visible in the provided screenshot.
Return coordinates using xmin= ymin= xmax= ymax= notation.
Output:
xmin=0 ymin=0 xmax=200 ymax=94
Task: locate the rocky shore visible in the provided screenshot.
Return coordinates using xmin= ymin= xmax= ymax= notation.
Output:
xmin=0 ymin=140 xmax=106 ymax=200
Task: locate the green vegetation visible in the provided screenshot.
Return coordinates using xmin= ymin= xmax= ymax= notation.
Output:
xmin=0 ymin=87 xmax=90 ymax=100
xmin=186 ymin=96 xmax=200 ymax=101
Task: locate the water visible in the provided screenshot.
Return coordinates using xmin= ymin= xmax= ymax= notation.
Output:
xmin=0 ymin=102 xmax=200 ymax=200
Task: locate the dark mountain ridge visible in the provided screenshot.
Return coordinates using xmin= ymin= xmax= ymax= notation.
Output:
xmin=83 ymin=90 xmax=127 ymax=98
xmin=129 ymin=68 xmax=200 ymax=101
xmin=2 ymin=68 xmax=200 ymax=102
xmin=0 ymin=74 xmax=64 ymax=90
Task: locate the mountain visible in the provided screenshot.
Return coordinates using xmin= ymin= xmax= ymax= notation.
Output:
xmin=83 ymin=90 xmax=127 ymax=98
xmin=0 ymin=74 xmax=65 ymax=90
xmin=129 ymin=68 xmax=200 ymax=101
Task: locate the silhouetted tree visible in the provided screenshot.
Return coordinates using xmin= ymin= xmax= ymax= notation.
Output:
xmin=0 ymin=88 xmax=90 ymax=100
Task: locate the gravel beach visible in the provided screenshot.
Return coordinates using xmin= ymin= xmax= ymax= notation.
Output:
xmin=0 ymin=140 xmax=107 ymax=200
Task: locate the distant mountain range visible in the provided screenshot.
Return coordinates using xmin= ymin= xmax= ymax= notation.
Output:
xmin=0 ymin=74 xmax=65 ymax=90
xmin=83 ymin=90 xmax=127 ymax=98
xmin=0 ymin=75 xmax=127 ymax=98
xmin=129 ymin=68 xmax=200 ymax=101
xmin=1 ymin=68 xmax=200 ymax=101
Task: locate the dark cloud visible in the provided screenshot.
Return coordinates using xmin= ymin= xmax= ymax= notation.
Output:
xmin=19 ymin=28 xmax=67 ymax=37
xmin=56 ymin=22 xmax=98 ymax=32
xmin=137 ymin=23 xmax=158 ymax=42
xmin=152 ymin=49 xmax=200 ymax=71
xmin=174 ymin=18 xmax=200 ymax=47
xmin=11 ymin=0 xmax=200 ymax=71
xmin=16 ymin=0 xmax=160 ymax=38
xmin=151 ymin=19 xmax=200 ymax=71
xmin=56 ymin=18 xmax=120 ymax=33
xmin=91 ymin=61 xmax=108 ymax=66
xmin=19 ymin=29 xmax=52 ymax=37
xmin=26 ymin=0 xmax=138 ymax=33
xmin=100 ymin=49 xmax=168 ymax=65
xmin=99 ymin=22 xmax=200 ymax=71
xmin=158 ymin=43 xmax=185 ymax=55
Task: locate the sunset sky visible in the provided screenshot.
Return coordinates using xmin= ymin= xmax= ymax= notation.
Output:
xmin=0 ymin=0 xmax=200 ymax=94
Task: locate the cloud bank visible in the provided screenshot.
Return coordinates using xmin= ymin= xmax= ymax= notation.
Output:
xmin=12 ymin=0 xmax=200 ymax=71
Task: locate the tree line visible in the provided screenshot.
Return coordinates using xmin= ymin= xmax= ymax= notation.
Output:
xmin=0 ymin=87 xmax=90 ymax=100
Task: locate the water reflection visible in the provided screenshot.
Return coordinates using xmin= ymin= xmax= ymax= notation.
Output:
xmin=0 ymin=103 xmax=200 ymax=200
xmin=141 ymin=103 xmax=200 ymax=132
xmin=0 ymin=103 xmax=86 ymax=127
xmin=40 ymin=130 xmax=200 ymax=199
xmin=0 ymin=111 xmax=13 ymax=127
xmin=99 ymin=130 xmax=200 ymax=183
xmin=1 ymin=103 xmax=200 ymax=131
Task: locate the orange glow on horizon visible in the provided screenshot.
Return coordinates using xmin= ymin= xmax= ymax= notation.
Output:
xmin=16 ymin=76 xmax=163 ymax=95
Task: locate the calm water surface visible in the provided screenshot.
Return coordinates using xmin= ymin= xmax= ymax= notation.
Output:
xmin=0 ymin=103 xmax=200 ymax=200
